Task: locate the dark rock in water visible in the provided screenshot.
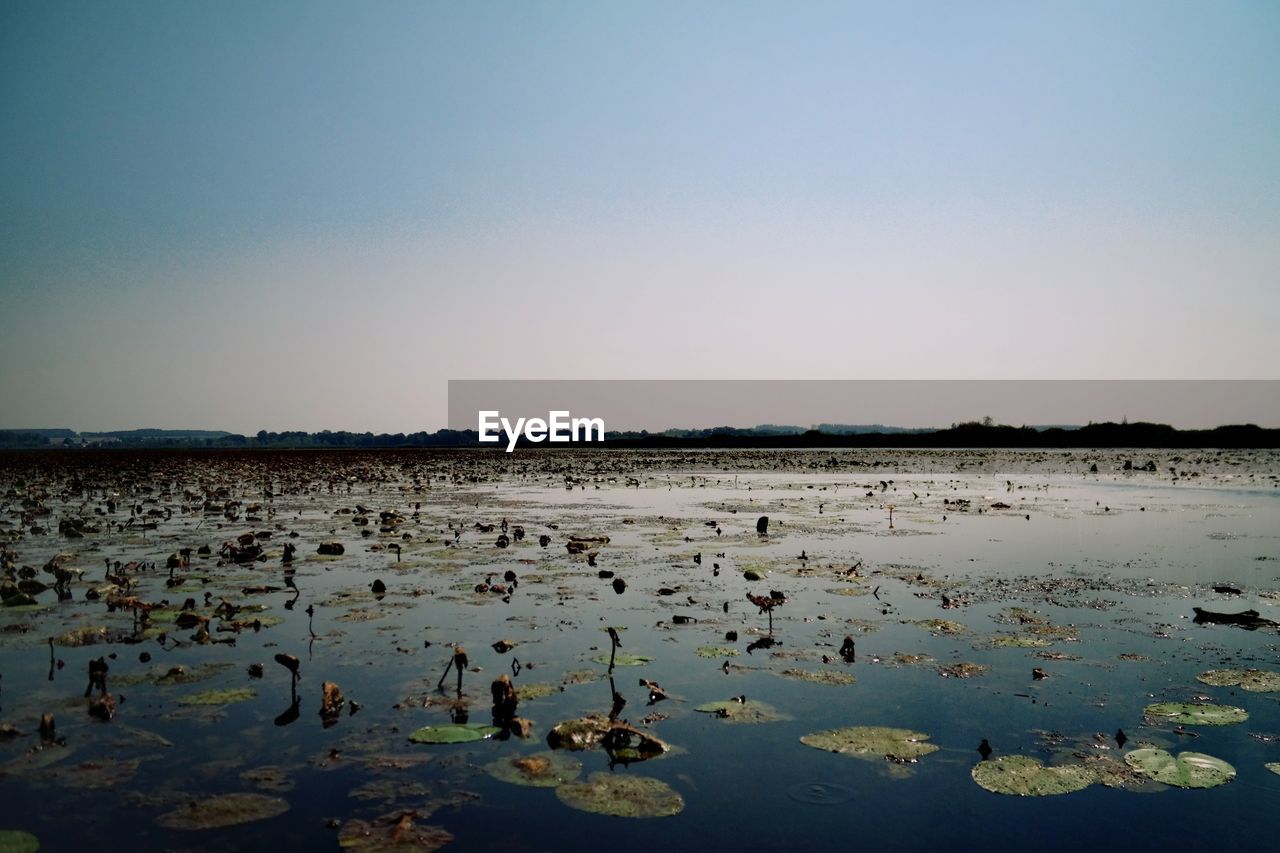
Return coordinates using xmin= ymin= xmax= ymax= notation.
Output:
xmin=977 ymin=739 xmax=992 ymax=760
xmin=743 ymin=570 xmax=763 ymax=582
xmin=746 ymin=637 xmax=777 ymax=654
xmin=1032 ymin=667 xmax=1048 ymax=680
xmin=839 ymin=636 xmax=856 ymax=662
xmin=1212 ymin=585 xmax=1242 ymax=595
xmin=612 ymin=578 xmax=626 ymax=595
xmin=538 ymin=534 xmax=551 ymax=547
xmin=598 ymin=570 xmax=614 ymax=578
xmin=725 ymin=630 xmax=738 ymax=641
xmin=371 ymin=579 xmax=386 ymax=594
xmin=756 ymin=516 xmax=769 ymax=535
xmin=1115 ymin=729 xmax=1127 ymax=748
xmin=318 ymin=541 xmax=344 ymax=556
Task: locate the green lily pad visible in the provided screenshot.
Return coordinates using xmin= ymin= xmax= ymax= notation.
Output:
xmin=407 ymin=723 xmax=500 ymax=744
xmin=177 ymin=688 xmax=257 ymax=706
xmin=1123 ymin=749 xmax=1236 ymax=789
xmin=971 ymin=755 xmax=1096 ymax=796
xmin=800 ymin=726 xmax=939 ymax=761
xmin=778 ymin=668 xmax=856 ymax=685
xmin=693 ymin=699 xmax=788 ymax=723
xmin=826 ymin=587 xmax=869 ymax=597
xmin=485 ymin=751 xmax=582 ymax=787
xmin=590 ymin=653 xmax=653 ymax=666
xmin=0 ymin=830 xmax=39 ymax=853
xmin=1195 ymin=669 xmax=1280 ymax=692
xmin=695 ymin=646 xmax=740 ymax=658
xmin=155 ymin=792 xmax=289 ymax=829
xmin=1143 ymin=702 xmax=1248 ymax=726
xmin=555 ymin=772 xmax=684 ymax=818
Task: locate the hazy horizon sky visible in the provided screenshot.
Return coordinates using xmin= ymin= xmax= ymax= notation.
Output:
xmin=2 ymin=1 xmax=1277 ymax=433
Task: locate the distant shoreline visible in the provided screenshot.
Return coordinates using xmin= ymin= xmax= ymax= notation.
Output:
xmin=2 ymin=421 xmax=1278 ymax=451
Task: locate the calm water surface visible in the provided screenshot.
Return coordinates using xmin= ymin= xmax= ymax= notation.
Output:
xmin=0 ymin=449 xmax=1276 ymax=851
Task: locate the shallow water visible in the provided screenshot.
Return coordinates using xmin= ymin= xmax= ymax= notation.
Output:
xmin=0 ymin=448 xmax=1277 ymax=850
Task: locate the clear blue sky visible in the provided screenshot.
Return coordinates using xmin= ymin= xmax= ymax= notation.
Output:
xmin=2 ymin=1 xmax=1277 ymax=432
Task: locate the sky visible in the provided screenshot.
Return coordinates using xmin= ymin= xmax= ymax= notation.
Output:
xmin=2 ymin=1 xmax=1277 ymax=433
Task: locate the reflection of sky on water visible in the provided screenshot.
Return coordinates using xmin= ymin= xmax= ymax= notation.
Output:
xmin=0 ymin=452 xmax=1276 ymax=851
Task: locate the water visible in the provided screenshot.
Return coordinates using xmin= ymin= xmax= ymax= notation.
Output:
xmin=0 ymin=449 xmax=1277 ymax=850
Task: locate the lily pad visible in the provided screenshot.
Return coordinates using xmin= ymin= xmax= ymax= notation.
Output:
xmin=555 ymin=773 xmax=684 ymax=818
xmin=1067 ymin=752 xmax=1166 ymax=793
xmin=909 ymin=619 xmax=966 ymax=635
xmin=590 ymin=653 xmax=653 ymax=666
xmin=971 ymin=755 xmax=1096 ymax=796
xmin=1124 ymin=749 xmax=1236 ymax=789
xmin=561 ymin=670 xmax=599 ymax=685
xmin=1142 ymin=702 xmax=1248 ymax=726
xmin=407 ymin=724 xmax=500 ymax=744
xmin=693 ymin=699 xmax=788 ymax=723
xmin=937 ymin=663 xmax=988 ymax=679
xmin=800 ymin=726 xmax=939 ymax=761
xmin=155 ymin=792 xmax=289 ymax=829
xmin=338 ymin=811 xmax=453 ymax=850
xmin=0 ymin=831 xmax=39 ymax=853
xmin=546 ymin=716 xmax=669 ymax=759
xmin=1195 ymin=669 xmax=1280 ymax=692
xmin=695 ymin=646 xmax=740 ymax=658
xmin=55 ymin=758 xmax=139 ymax=790
xmin=485 ymin=751 xmax=582 ymax=787
xmin=177 ymin=688 xmax=257 ymax=706
xmin=990 ymin=635 xmax=1053 ymax=648
xmin=55 ymin=627 xmax=107 ymax=647
xmin=1266 ymin=762 xmax=1280 ymax=776
xmin=240 ymin=765 xmax=294 ymax=792
xmin=778 ymin=668 xmax=856 ymax=685
xmin=512 ymin=682 xmax=560 ymax=701
xmin=154 ymin=662 xmax=236 ymax=685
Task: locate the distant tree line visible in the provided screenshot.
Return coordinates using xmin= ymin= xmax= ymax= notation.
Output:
xmin=1 ymin=421 xmax=1278 ymax=449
